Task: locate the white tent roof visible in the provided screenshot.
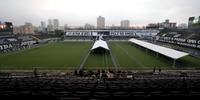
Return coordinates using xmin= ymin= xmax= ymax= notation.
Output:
xmin=91 ymin=40 xmax=110 ymax=50
xmin=129 ymin=38 xmax=189 ymax=59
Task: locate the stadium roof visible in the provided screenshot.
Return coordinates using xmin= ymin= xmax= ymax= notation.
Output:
xmin=129 ymin=38 xmax=189 ymax=59
xmin=91 ymin=40 xmax=110 ymax=51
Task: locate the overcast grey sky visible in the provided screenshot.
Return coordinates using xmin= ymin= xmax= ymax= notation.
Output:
xmin=0 ymin=0 xmax=199 ymax=26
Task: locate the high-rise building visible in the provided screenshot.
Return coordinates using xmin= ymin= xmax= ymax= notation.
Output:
xmin=47 ymin=19 xmax=60 ymax=33
xmin=64 ymin=24 xmax=68 ymax=30
xmin=48 ymin=19 xmax=53 ymax=26
xmin=47 ymin=19 xmax=54 ymax=32
xmin=120 ymin=20 xmax=130 ymax=29
xmin=40 ymin=21 xmax=46 ymax=32
xmin=53 ymin=19 xmax=59 ymax=30
xmin=97 ymin=16 xmax=105 ymax=29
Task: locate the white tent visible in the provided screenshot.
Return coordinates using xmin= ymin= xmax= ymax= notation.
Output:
xmin=91 ymin=40 xmax=110 ymax=51
xmin=129 ymin=38 xmax=189 ymax=59
xmin=129 ymin=38 xmax=189 ymax=67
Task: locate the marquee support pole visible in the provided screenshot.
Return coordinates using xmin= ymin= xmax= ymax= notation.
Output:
xmin=173 ymin=59 xmax=176 ymax=68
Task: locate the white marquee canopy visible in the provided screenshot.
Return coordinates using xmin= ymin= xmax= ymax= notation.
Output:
xmin=91 ymin=40 xmax=110 ymax=51
xmin=129 ymin=38 xmax=189 ymax=60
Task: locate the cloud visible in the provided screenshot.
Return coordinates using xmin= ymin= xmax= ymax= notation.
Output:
xmin=0 ymin=0 xmax=199 ymax=26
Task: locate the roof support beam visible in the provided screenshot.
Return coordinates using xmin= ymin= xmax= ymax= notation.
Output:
xmin=173 ymin=59 xmax=176 ymax=68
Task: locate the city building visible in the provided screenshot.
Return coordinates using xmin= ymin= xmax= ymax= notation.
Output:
xmin=161 ymin=19 xmax=176 ymax=29
xmin=97 ymin=16 xmax=105 ymax=29
xmin=53 ymin=19 xmax=59 ymax=30
xmin=13 ymin=22 xmax=34 ymax=34
xmin=23 ymin=23 xmax=34 ymax=34
xmin=188 ymin=16 xmax=200 ymax=30
xmin=48 ymin=19 xmax=53 ymax=26
xmin=47 ymin=19 xmax=60 ymax=33
xmin=110 ymin=24 xmax=120 ymax=29
xmin=64 ymin=24 xmax=68 ymax=30
xmin=146 ymin=23 xmax=160 ymax=29
xmin=40 ymin=21 xmax=46 ymax=32
xmin=120 ymin=20 xmax=130 ymax=29
xmin=146 ymin=19 xmax=176 ymax=29
xmin=47 ymin=19 xmax=54 ymax=32
xmin=84 ymin=24 xmax=95 ymax=29
xmin=177 ymin=23 xmax=188 ymax=29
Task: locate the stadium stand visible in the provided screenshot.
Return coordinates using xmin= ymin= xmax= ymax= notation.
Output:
xmin=63 ymin=29 xmax=152 ymax=41
xmin=155 ymin=29 xmax=200 ymax=57
xmin=0 ymin=34 xmax=39 ymax=54
xmin=0 ymin=70 xmax=200 ymax=100
xmin=156 ymin=29 xmax=200 ymax=48
xmin=32 ymin=34 xmax=60 ymax=40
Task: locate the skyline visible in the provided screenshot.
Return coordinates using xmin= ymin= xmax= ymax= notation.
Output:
xmin=0 ymin=0 xmax=200 ymax=26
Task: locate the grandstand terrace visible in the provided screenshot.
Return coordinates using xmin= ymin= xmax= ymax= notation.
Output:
xmin=156 ymin=29 xmax=200 ymax=49
xmin=1 ymin=69 xmax=200 ymax=99
xmin=0 ymin=34 xmax=39 ymax=54
xmin=64 ymin=29 xmax=158 ymax=41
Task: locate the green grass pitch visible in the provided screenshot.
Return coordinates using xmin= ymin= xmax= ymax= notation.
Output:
xmin=0 ymin=42 xmax=92 ymax=70
xmin=84 ymin=52 xmax=114 ymax=69
xmin=0 ymin=41 xmax=200 ymax=70
xmin=109 ymin=42 xmax=170 ymax=69
xmin=109 ymin=42 xmax=200 ymax=69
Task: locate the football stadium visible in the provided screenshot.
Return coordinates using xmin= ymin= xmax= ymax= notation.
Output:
xmin=1 ymin=0 xmax=200 ymax=99
xmin=1 ymin=26 xmax=200 ymax=99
